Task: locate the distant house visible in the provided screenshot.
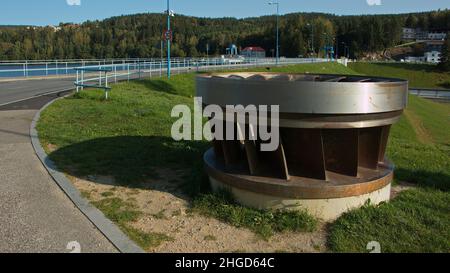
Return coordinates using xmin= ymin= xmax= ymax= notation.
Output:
xmin=241 ymin=47 xmax=266 ymax=58
xmin=428 ymin=32 xmax=447 ymax=41
xmin=402 ymin=28 xmax=415 ymax=40
xmin=402 ymin=28 xmax=447 ymax=41
xmin=424 ymin=51 xmax=441 ymax=63
xmin=405 ymin=51 xmax=441 ymax=64
xmin=47 ymin=25 xmax=62 ymax=32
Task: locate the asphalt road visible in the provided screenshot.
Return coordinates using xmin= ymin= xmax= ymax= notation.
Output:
xmin=0 ymin=77 xmax=75 ymax=107
xmin=0 ymin=78 xmax=117 ymax=253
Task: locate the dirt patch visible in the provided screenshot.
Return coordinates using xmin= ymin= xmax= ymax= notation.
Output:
xmin=69 ymin=169 xmax=327 ymax=253
xmin=391 ymin=181 xmax=416 ymax=199
xmin=404 ymin=109 xmax=433 ymax=144
xmin=46 ymin=143 xmax=58 ymax=153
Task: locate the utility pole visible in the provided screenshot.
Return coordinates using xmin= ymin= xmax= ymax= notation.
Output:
xmin=307 ymin=23 xmax=315 ymax=57
xmin=166 ymin=0 xmax=172 ymax=79
xmin=335 ymin=37 xmax=339 ymax=59
xmin=268 ymin=2 xmax=280 ymax=65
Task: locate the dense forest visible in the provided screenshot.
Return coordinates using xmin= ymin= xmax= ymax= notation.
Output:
xmin=0 ymin=9 xmax=449 ymax=60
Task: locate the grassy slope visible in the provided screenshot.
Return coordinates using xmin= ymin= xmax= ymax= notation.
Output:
xmin=37 ymin=62 xmax=450 ymax=252
xmin=38 ymin=63 xmax=351 ymax=244
xmin=329 ymin=94 xmax=450 ymax=253
xmin=349 ymin=62 xmax=450 ymax=89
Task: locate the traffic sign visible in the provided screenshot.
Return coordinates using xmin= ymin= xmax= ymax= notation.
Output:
xmin=164 ymin=29 xmax=173 ymax=41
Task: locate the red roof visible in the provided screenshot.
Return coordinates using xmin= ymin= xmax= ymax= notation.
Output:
xmin=242 ymin=46 xmax=265 ymax=52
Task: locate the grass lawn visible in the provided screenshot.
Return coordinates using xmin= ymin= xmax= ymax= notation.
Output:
xmin=37 ymin=62 xmax=450 ymax=252
xmin=328 ymin=94 xmax=450 ymax=253
xmin=349 ymin=62 xmax=450 ymax=89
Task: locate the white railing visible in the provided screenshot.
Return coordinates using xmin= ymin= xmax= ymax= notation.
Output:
xmin=73 ymin=58 xmax=329 ymax=90
xmin=0 ymin=57 xmax=328 ymax=79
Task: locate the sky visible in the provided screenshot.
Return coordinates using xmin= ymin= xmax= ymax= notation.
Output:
xmin=1 ymin=0 xmax=449 ymax=26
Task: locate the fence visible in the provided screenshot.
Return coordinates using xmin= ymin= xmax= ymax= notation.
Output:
xmin=409 ymin=88 xmax=450 ymax=101
xmin=0 ymin=57 xmax=327 ymax=79
xmin=72 ymin=58 xmax=329 ymax=95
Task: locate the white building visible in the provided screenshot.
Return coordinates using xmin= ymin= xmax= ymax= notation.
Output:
xmin=405 ymin=56 xmax=425 ymax=63
xmin=402 ymin=28 xmax=447 ymax=41
xmin=424 ymin=51 xmax=441 ymax=63
xmin=241 ymin=47 xmax=266 ymax=59
xmin=402 ymin=28 xmax=415 ymax=40
xmin=428 ymin=32 xmax=447 ymax=41
xmin=405 ymin=51 xmax=441 ymax=64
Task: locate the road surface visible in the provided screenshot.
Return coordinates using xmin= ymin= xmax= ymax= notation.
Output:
xmin=0 ymin=78 xmax=117 ymax=253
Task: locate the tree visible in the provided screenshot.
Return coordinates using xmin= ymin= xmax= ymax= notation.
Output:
xmin=0 ymin=10 xmax=449 ymax=60
xmin=438 ymin=33 xmax=450 ymax=71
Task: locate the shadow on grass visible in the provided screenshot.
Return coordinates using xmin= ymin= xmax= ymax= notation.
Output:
xmin=395 ymin=168 xmax=450 ymax=192
xmin=137 ymin=80 xmax=178 ymax=95
xmin=437 ymin=81 xmax=450 ymax=89
xmin=47 ymin=135 xmax=319 ymax=238
xmin=47 ymin=136 xmax=211 ymax=199
xmin=372 ymin=62 xmax=439 ymax=72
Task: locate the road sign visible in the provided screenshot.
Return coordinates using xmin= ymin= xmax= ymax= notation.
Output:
xmin=164 ymin=29 xmax=173 ymax=41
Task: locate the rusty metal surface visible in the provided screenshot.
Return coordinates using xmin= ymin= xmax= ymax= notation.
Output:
xmin=197 ymin=73 xmax=408 ymax=115
xmin=199 ymin=72 xmax=406 ymax=200
xmin=359 ymin=127 xmax=385 ymax=169
xmin=322 ymin=129 xmax=359 ymax=177
xmin=281 ymin=128 xmax=326 ymax=180
xmin=204 ymin=148 xmax=394 ymax=199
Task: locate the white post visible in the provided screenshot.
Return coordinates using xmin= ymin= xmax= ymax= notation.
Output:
xmin=76 ymin=70 xmax=79 ymax=93
xmin=81 ymin=70 xmax=84 ymax=91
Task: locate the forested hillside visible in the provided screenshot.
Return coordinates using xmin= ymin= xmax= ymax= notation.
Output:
xmin=0 ymin=10 xmax=449 ymax=60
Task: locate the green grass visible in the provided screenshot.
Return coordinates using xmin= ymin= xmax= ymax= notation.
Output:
xmin=328 ymin=188 xmax=450 ymax=253
xmin=328 ymin=94 xmax=450 ymax=253
xmin=192 ymin=190 xmax=317 ymax=240
xmin=37 ymin=62 xmax=450 ymax=252
xmin=251 ymin=62 xmax=358 ymax=75
xmin=92 ymin=197 xmax=173 ymax=250
xmin=38 ymin=63 xmax=355 ymax=244
xmin=349 ymin=62 xmax=450 ymax=89
xmin=386 ymin=95 xmax=450 ymax=191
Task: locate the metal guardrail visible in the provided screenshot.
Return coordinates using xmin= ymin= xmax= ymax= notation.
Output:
xmin=72 ymin=57 xmax=329 ymax=99
xmin=0 ymin=57 xmax=327 ymax=79
xmin=409 ymin=88 xmax=450 ymax=101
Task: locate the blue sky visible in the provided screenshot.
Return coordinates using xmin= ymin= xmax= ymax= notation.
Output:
xmin=1 ymin=0 xmax=449 ymax=26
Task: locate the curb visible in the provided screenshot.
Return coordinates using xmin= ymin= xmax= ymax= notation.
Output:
xmin=30 ymin=92 xmax=145 ymax=254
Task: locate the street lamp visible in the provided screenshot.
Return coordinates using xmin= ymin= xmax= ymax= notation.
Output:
xmin=165 ymin=0 xmax=175 ymax=79
xmin=268 ymin=2 xmax=280 ymax=65
xmin=341 ymin=42 xmax=349 ymax=59
xmin=307 ymin=23 xmax=315 ymax=57
xmin=322 ymin=33 xmax=329 ymax=60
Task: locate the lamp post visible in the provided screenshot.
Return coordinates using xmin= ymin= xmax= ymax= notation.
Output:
xmin=268 ymin=2 xmax=280 ymax=65
xmin=341 ymin=42 xmax=349 ymax=59
xmin=335 ymin=37 xmax=339 ymax=59
xmin=166 ymin=0 xmax=173 ymax=79
xmin=307 ymin=23 xmax=314 ymax=57
xmin=323 ymin=33 xmax=329 ymax=60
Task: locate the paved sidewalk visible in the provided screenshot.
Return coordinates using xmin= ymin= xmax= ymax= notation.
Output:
xmin=0 ymin=99 xmax=117 ymax=252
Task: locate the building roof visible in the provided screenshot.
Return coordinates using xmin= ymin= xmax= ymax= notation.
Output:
xmin=242 ymin=46 xmax=265 ymax=52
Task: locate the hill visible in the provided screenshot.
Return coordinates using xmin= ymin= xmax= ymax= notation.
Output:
xmin=0 ymin=10 xmax=449 ymax=60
